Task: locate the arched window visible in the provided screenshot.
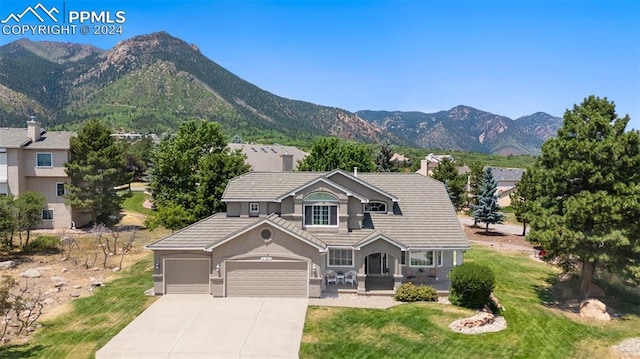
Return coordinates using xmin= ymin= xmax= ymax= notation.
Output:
xmin=304 ymin=192 xmax=338 ymax=227
xmin=364 ymin=201 xmax=387 ymax=213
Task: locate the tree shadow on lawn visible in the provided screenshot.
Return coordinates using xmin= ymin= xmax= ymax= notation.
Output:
xmin=534 ymin=272 xmax=640 ymax=318
xmin=0 ymin=344 xmax=46 ymax=358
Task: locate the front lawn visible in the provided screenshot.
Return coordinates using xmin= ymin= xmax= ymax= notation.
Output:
xmin=301 ymin=246 xmax=640 ymax=358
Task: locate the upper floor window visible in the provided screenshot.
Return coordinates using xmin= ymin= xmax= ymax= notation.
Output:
xmin=304 ymin=192 xmax=338 ymax=227
xmin=36 ymin=153 xmax=52 ymax=167
xmin=250 ymin=203 xmax=259 ymax=213
xmin=56 ymin=182 xmax=66 ymax=196
xmin=364 ymin=201 xmax=387 ymax=213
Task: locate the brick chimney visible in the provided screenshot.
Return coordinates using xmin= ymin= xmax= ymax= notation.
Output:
xmin=27 ymin=116 xmax=42 ymax=142
xmin=281 ymin=153 xmax=294 ymax=172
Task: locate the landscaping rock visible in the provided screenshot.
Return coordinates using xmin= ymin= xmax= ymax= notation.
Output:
xmin=61 ymin=268 xmax=68 ymax=273
xmin=73 ymin=285 xmax=81 ymax=289
xmin=20 ymin=269 xmax=41 ymax=278
xmin=89 ymin=277 xmax=104 ymax=287
xmin=580 ymin=299 xmax=610 ymax=321
xmin=69 ymin=293 xmax=80 ymax=298
xmin=51 ymin=276 xmax=67 ymax=287
xmin=112 ymin=267 xmax=121 ymax=273
xmin=0 ymin=261 xmax=16 ymax=270
xmin=36 ymin=266 xmax=52 ymax=271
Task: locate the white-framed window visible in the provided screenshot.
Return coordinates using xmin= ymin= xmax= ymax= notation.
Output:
xmin=328 ymin=249 xmax=353 ymax=266
xmin=42 ymin=209 xmax=54 ymax=220
xmin=364 ymin=201 xmax=387 ymax=213
xmin=409 ymin=250 xmax=435 ymax=267
xmin=437 ymin=251 xmax=443 ymax=267
xmin=249 ymin=202 xmax=259 ymax=213
xmin=304 ymin=192 xmax=338 ymax=227
xmin=56 ymin=182 xmax=66 ymax=196
xmin=36 ymin=153 xmax=52 ymax=167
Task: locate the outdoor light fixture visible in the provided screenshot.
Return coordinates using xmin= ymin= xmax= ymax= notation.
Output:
xmin=216 ymin=264 xmax=220 ymax=272
xmin=154 ymin=261 xmax=159 ymax=269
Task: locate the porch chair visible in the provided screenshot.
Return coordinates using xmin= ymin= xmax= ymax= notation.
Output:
xmin=325 ymin=270 xmax=337 ymax=285
xmin=344 ymin=270 xmax=357 ymax=286
xmin=426 ymin=268 xmax=438 ymax=283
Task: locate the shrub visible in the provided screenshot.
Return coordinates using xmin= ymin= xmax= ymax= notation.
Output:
xmin=26 ymin=236 xmax=60 ymax=254
xmin=394 ymin=282 xmax=438 ymax=302
xmin=449 ymin=262 xmax=495 ymax=309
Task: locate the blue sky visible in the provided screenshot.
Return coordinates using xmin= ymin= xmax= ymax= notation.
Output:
xmin=1 ymin=0 xmax=639 ymax=130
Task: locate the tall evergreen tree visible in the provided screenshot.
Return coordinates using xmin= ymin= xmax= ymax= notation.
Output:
xmin=467 ymin=161 xmax=484 ymax=224
xmin=526 ymin=96 xmax=640 ymax=297
xmin=298 ymin=137 xmax=376 ymax=172
xmin=149 ymin=120 xmax=250 ymax=230
xmin=375 ymin=140 xmax=396 ymax=172
xmin=509 ymin=169 xmax=537 ymax=236
xmin=65 ymin=119 xmax=132 ymax=226
xmin=432 ymin=158 xmax=466 ymax=211
xmin=472 ymin=167 xmax=505 ymax=234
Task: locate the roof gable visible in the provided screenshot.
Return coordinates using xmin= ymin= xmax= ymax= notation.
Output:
xmin=325 ymin=169 xmax=398 ymax=203
xmin=274 ymin=177 xmax=368 ymax=203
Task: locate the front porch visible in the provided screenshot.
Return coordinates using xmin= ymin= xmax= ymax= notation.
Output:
xmin=322 ymin=274 xmax=451 ymax=297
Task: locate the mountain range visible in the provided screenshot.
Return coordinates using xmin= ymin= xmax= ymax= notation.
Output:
xmin=0 ymin=32 xmax=562 ymax=154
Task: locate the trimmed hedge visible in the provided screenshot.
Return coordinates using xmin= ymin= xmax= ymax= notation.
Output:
xmin=449 ymin=262 xmax=495 ymax=309
xmin=394 ymin=283 xmax=438 ymax=302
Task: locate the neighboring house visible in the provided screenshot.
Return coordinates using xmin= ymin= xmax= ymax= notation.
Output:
xmin=415 ymin=153 xmax=455 ymax=177
xmin=146 ymin=170 xmax=469 ymax=298
xmin=227 ymin=143 xmax=307 ymax=172
xmin=489 ymin=167 xmax=525 ymax=207
xmin=0 ymin=120 xmax=90 ymax=229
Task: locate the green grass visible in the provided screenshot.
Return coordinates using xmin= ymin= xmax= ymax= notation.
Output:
xmin=0 ymin=255 xmax=157 ymax=358
xmin=301 ymin=246 xmax=640 ymax=359
xmin=121 ymin=191 xmax=155 ymax=217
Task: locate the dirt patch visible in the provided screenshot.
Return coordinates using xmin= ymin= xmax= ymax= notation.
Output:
xmin=463 ymin=225 xmax=535 ymax=253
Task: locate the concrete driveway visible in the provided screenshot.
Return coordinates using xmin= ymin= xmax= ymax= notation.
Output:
xmin=96 ymin=295 xmax=309 ymax=358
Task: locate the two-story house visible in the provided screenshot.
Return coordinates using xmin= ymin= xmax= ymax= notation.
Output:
xmin=147 ymin=169 xmax=469 ymax=297
xmin=0 ymin=120 xmax=90 ymax=229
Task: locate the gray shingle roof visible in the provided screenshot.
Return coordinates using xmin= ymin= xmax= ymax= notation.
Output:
xmin=153 ymin=171 xmax=469 ymax=251
xmin=0 ymin=128 xmax=74 ymax=149
xmin=489 ymin=167 xmax=524 ymax=181
xmin=227 ymin=143 xmax=307 ymax=172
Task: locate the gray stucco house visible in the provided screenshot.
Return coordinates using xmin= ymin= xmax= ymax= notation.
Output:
xmin=146 ymin=170 xmax=469 ymax=297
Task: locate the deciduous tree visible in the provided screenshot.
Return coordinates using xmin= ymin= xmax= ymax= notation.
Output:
xmin=298 ymin=137 xmax=376 ymax=172
xmin=65 ymin=119 xmax=132 ymax=226
xmin=149 ymin=120 xmax=249 ymax=230
xmin=509 ymin=169 xmax=536 ymax=236
xmin=14 ymin=191 xmax=46 ymax=249
xmin=526 ymin=96 xmax=640 ymax=297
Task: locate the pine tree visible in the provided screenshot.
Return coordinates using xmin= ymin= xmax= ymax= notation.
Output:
xmin=65 ymin=119 xmax=133 ymax=226
xmin=467 ymin=161 xmax=484 ymax=224
xmin=526 ymin=96 xmax=640 ymax=297
xmin=509 ymin=169 xmax=537 ymax=236
xmin=472 ymin=167 xmax=505 ymax=234
xmin=432 ymin=157 xmax=466 ymax=211
xmin=375 ymin=140 xmax=396 ymax=172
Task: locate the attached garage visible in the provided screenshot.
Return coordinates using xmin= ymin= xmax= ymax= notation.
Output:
xmin=225 ymin=261 xmax=308 ymax=297
xmin=164 ymin=258 xmax=210 ymax=294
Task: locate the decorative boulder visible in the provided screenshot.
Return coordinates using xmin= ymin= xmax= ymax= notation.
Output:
xmin=0 ymin=261 xmax=16 ymax=270
xmin=20 ymin=269 xmax=41 ymax=278
xmin=580 ymin=299 xmax=611 ymax=321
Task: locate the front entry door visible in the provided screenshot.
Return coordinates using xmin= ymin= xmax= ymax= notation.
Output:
xmin=366 ymin=253 xmax=388 ymax=275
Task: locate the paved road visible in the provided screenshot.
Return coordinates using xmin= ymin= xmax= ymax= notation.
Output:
xmin=96 ymin=296 xmax=308 ymax=359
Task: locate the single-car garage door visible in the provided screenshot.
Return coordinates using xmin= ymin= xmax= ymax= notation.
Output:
xmin=225 ymin=261 xmax=308 ymax=297
xmin=164 ymin=258 xmax=210 ymax=294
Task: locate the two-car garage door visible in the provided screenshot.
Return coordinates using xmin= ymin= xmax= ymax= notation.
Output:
xmin=225 ymin=261 xmax=308 ymax=297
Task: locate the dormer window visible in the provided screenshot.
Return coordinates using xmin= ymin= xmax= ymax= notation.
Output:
xmin=304 ymin=192 xmax=338 ymax=227
xmin=364 ymin=201 xmax=387 ymax=213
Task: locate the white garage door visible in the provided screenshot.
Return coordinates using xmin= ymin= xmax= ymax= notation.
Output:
xmin=225 ymin=261 xmax=308 ymax=297
xmin=164 ymin=258 xmax=210 ymax=294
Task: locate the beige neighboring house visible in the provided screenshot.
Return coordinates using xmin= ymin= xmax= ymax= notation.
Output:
xmin=227 ymin=143 xmax=307 ymax=172
xmin=0 ymin=120 xmax=89 ymax=229
xmin=146 ymin=170 xmax=469 ymax=298
xmin=415 ymin=153 xmax=455 ymax=177
xmin=489 ymin=167 xmax=525 ymax=207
